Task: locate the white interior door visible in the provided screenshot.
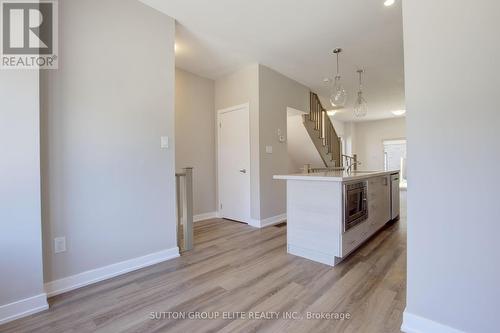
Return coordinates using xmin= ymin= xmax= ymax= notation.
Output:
xmin=218 ymin=104 xmax=251 ymax=223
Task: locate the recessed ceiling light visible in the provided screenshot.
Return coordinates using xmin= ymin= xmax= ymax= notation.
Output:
xmin=384 ymin=0 xmax=395 ymax=6
xmin=392 ymin=109 xmax=406 ymax=116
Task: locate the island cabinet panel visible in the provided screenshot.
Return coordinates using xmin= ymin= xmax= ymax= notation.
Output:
xmin=286 ymin=180 xmax=343 ymax=266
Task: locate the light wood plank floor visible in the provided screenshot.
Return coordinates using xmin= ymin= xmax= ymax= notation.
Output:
xmin=1 ymin=195 xmax=406 ymax=333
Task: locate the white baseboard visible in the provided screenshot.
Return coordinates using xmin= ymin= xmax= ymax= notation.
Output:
xmin=0 ymin=293 xmax=48 ymax=326
xmin=193 ymin=211 xmax=218 ymax=222
xmin=261 ymin=213 xmax=287 ymax=228
xmin=249 ymin=213 xmax=287 ymax=228
xmin=402 ymin=310 xmax=466 ymax=333
xmin=248 ymin=218 xmax=261 ymax=228
xmin=44 ymin=247 xmax=180 ymax=297
xmin=287 ymin=244 xmax=335 ymax=266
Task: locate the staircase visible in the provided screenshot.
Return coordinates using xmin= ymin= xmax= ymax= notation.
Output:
xmin=303 ymin=92 xmax=342 ymax=168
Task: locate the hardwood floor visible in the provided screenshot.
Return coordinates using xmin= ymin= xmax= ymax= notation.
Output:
xmin=1 ymin=194 xmax=406 ymax=333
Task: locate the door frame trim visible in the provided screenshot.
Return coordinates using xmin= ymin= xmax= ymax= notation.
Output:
xmin=216 ymin=103 xmax=251 ymax=224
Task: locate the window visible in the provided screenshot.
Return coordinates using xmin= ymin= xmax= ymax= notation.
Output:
xmin=383 ymin=139 xmax=407 ymax=187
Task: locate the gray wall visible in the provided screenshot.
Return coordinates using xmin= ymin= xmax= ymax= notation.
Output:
xmin=403 ymin=1 xmax=500 ymax=332
xmin=258 ymin=65 xmax=310 ymax=220
xmin=40 ymin=0 xmax=176 ymax=282
xmin=215 ymin=64 xmax=261 ymax=220
xmin=175 ymin=68 xmax=216 ymax=215
xmin=287 ymin=108 xmax=325 ymax=173
xmin=352 ymin=117 xmax=406 ymax=171
xmin=215 ymin=64 xmax=311 ymax=221
xmin=0 ymin=71 xmax=45 ymax=309
xmin=214 ymin=64 xmax=310 ymax=221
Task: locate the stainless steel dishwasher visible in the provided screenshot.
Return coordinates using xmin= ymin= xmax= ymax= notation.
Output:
xmin=390 ymin=173 xmax=400 ymax=220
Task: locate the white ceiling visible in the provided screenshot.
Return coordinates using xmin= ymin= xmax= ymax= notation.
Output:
xmin=140 ymin=0 xmax=405 ymax=122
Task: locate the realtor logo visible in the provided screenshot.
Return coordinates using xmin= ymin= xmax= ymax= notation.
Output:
xmin=1 ymin=0 xmax=58 ymax=69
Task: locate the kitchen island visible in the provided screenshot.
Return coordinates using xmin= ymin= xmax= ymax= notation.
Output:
xmin=274 ymin=170 xmax=399 ymax=266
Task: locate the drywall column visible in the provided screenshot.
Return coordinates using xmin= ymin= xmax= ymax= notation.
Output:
xmin=258 ymin=65 xmax=309 ymax=222
xmin=175 ymin=68 xmax=216 ymax=217
xmin=41 ymin=0 xmax=177 ymax=287
xmin=0 ymin=71 xmax=47 ymax=323
xmin=402 ymin=1 xmax=500 ymax=332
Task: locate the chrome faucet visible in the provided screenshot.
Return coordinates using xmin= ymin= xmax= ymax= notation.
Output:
xmin=346 ymin=161 xmax=362 ymax=173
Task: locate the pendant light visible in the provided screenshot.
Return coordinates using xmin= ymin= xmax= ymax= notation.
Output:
xmin=354 ymin=69 xmax=368 ymax=117
xmin=330 ymin=48 xmax=348 ymax=109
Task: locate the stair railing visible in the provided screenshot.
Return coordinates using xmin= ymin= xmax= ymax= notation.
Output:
xmin=175 ymin=167 xmax=193 ymax=252
xmin=308 ymin=92 xmax=342 ymax=166
xmin=342 ymin=154 xmax=358 ymax=171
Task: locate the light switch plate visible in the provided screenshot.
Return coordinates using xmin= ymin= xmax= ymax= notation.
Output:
xmin=266 ymin=146 xmax=273 ymax=154
xmin=54 ymin=237 xmax=66 ymax=254
xmin=161 ymin=136 xmax=169 ymax=149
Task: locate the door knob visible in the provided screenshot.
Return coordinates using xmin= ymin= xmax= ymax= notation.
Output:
xmin=239 ymin=169 xmax=247 ymax=174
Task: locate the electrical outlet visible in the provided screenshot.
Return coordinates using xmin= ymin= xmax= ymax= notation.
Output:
xmin=54 ymin=237 xmax=66 ymax=254
xmin=266 ymin=146 xmax=273 ymax=154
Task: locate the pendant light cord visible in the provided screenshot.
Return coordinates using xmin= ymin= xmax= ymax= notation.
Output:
xmin=358 ymin=70 xmax=364 ymax=92
xmin=336 ymin=53 xmax=340 ymax=77
xmin=333 ymin=48 xmax=343 ymax=79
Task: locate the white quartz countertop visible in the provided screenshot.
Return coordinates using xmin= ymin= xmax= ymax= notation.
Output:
xmin=273 ymin=170 xmax=399 ymax=182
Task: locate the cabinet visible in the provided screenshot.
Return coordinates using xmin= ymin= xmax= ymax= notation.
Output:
xmin=341 ymin=220 xmax=371 ymax=257
xmin=341 ymin=175 xmax=392 ymax=258
xmin=368 ymin=175 xmax=391 ymax=227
